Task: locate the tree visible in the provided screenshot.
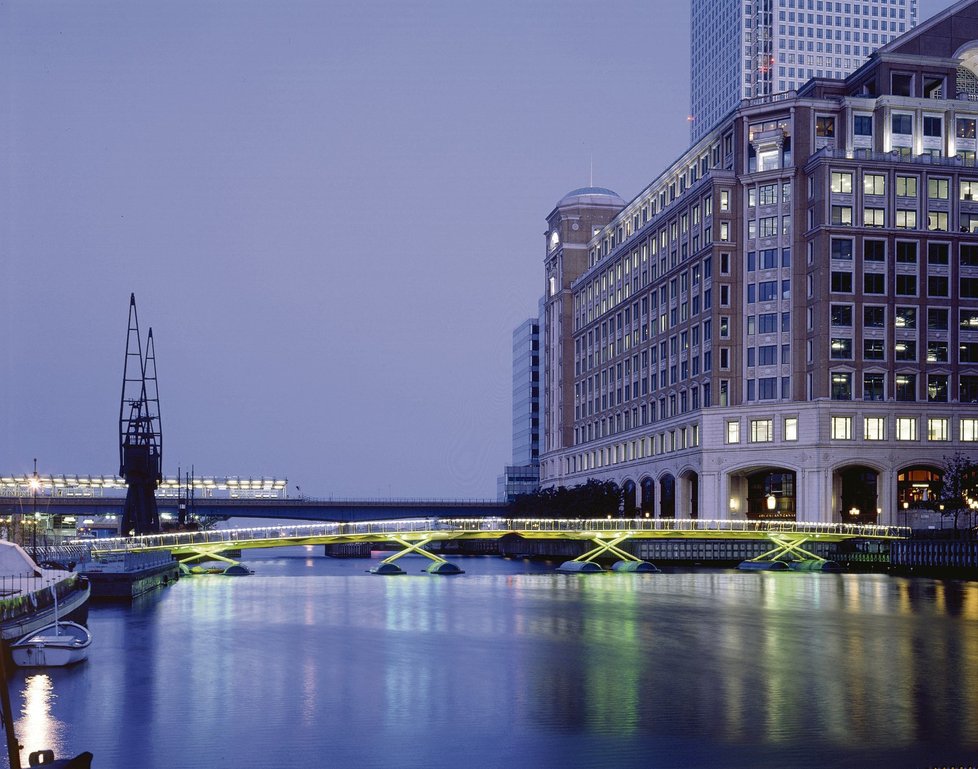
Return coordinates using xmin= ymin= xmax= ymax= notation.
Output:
xmin=938 ymin=452 xmax=978 ymax=534
xmin=510 ymin=479 xmax=622 ymax=519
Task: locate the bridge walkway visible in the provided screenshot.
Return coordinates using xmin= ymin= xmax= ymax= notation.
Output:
xmin=77 ymin=518 xmax=910 ymax=574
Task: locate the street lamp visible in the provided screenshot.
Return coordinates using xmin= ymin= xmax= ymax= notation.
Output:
xmin=29 ymin=458 xmax=40 ymax=562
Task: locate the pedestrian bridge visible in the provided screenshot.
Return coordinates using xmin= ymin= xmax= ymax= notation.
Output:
xmin=76 ymin=518 xmax=910 ymax=574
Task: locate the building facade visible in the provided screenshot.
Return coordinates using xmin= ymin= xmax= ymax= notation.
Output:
xmin=542 ymin=0 xmax=978 ymax=525
xmin=497 ymin=315 xmax=543 ymax=501
xmin=691 ymin=0 xmax=917 ymax=142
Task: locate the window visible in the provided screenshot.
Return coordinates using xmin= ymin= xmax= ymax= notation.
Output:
xmin=962 ymin=376 xmax=978 ymax=403
xmin=750 ymin=419 xmax=774 ymax=442
xmin=892 ymin=74 xmax=913 ymax=97
xmin=896 ymin=242 xmax=917 ymax=263
xmin=928 ymin=374 xmax=949 ymax=402
xmin=863 ymin=240 xmax=885 ymax=261
xmin=784 ymin=417 xmax=798 ymax=441
xmin=928 ymin=211 xmax=948 ymax=231
xmin=962 ymin=418 xmax=978 ymax=441
xmin=816 ymin=116 xmax=836 ymax=138
xmin=896 ymin=416 xmax=918 ymax=441
xmin=864 ymin=174 xmax=885 ymax=196
xmin=832 ymin=271 xmax=853 ymax=293
xmin=961 ymin=180 xmax=978 ymax=201
xmin=831 ymin=372 xmax=852 ymax=400
xmin=758 ymin=377 xmax=777 ymax=400
xmin=895 ymin=307 xmax=917 ymax=329
xmin=958 ymin=119 xmax=977 ymax=140
xmin=726 ymin=420 xmax=740 ymax=444
xmin=864 ymin=306 xmax=885 ymax=328
xmin=927 ymin=342 xmax=948 ymax=363
xmin=832 ymin=416 xmax=852 ymax=439
xmin=896 ymin=176 xmax=917 ymax=197
xmin=864 ymin=339 xmax=885 ymax=361
xmin=928 ymin=308 xmax=948 ymax=330
xmin=928 ymin=243 xmax=949 ymax=265
xmin=963 ymin=342 xmax=978 ymax=363
xmin=863 ymin=273 xmax=885 ymax=294
xmin=895 ymin=340 xmax=916 ymax=361
xmin=928 ymin=275 xmax=949 ymax=297
xmin=720 ymin=191 xmax=730 ymax=211
xmin=924 ymin=116 xmax=943 ymax=138
xmin=864 ymin=373 xmax=885 ymax=401
xmin=928 ymin=178 xmax=949 ymax=200
xmin=895 ymin=275 xmax=917 ymax=296
xmin=896 ymin=374 xmax=916 ymax=401
xmin=895 ymin=210 xmax=917 ymax=229
xmin=758 ymin=281 xmax=777 ymax=302
xmin=854 ymin=115 xmax=873 ymax=136
xmin=928 ymin=417 xmax=949 ymax=441
xmin=863 ymin=416 xmax=886 ymax=441
xmin=892 ymin=113 xmax=913 ymax=135
xmin=831 ymin=171 xmax=853 ymax=194
xmin=962 ymin=309 xmax=978 ymax=330
xmin=831 ymin=206 xmax=853 ymax=225
xmin=831 ymin=239 xmax=853 ymax=259
xmin=863 ymin=208 xmax=885 ymax=227
xmin=758 ymin=345 xmax=777 ymax=366
xmin=831 ymin=304 xmax=852 ymax=326
xmin=831 ymin=338 xmax=852 ymax=359
xmin=758 ymin=313 xmax=777 ymax=333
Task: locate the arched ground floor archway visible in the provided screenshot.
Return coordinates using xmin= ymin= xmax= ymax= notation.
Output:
xmin=659 ymin=474 xmax=676 ymax=518
xmin=834 ymin=465 xmax=880 ymax=524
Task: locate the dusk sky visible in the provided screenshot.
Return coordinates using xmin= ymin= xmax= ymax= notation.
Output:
xmin=0 ymin=0 xmax=957 ymax=499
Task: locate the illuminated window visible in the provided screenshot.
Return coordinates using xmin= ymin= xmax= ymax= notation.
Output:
xmin=864 ymin=416 xmax=885 ymax=441
xmin=961 ymin=418 xmax=978 ymax=442
xmin=831 ymin=171 xmax=853 ymax=193
xmin=750 ymin=419 xmax=774 ymax=443
xmin=864 ymin=174 xmax=885 ymax=196
xmin=927 ymin=418 xmax=949 ymax=441
xmin=726 ymin=420 xmax=740 ymax=444
xmin=784 ymin=417 xmax=798 ymax=441
xmin=831 ymin=416 xmax=852 ymax=439
xmin=896 ymin=176 xmax=918 ymax=197
xmin=896 ymin=417 xmax=917 ymax=441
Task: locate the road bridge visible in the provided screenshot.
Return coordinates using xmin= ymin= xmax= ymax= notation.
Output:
xmin=79 ymin=517 xmax=910 ymax=574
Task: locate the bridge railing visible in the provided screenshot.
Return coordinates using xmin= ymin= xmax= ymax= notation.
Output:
xmin=75 ymin=517 xmax=910 ymax=553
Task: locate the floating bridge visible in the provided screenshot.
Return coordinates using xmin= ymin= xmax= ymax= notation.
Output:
xmin=77 ymin=518 xmax=910 ymax=575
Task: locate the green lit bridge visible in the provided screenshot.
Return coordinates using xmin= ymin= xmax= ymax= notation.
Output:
xmin=76 ymin=518 xmax=911 ymax=575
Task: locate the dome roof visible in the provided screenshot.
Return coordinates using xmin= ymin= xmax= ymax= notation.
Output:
xmin=557 ymin=186 xmax=625 ymax=207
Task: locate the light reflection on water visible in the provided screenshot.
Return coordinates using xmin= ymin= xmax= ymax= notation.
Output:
xmin=1 ymin=554 xmax=976 ymax=769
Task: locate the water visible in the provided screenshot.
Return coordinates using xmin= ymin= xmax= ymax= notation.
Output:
xmin=4 ymin=550 xmax=978 ymax=769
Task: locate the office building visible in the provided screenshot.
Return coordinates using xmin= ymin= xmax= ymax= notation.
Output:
xmin=542 ymin=0 xmax=978 ymax=525
xmin=497 ymin=313 xmax=543 ymax=501
xmin=690 ymin=0 xmax=917 ymax=142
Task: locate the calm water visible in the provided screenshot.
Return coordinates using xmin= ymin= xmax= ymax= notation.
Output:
xmin=4 ymin=550 xmax=978 ymax=769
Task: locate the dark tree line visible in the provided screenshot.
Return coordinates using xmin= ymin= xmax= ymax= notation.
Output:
xmin=509 ymin=479 xmax=622 ymax=518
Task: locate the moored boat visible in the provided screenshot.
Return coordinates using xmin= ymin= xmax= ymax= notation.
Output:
xmin=10 ymin=620 xmax=91 ymax=667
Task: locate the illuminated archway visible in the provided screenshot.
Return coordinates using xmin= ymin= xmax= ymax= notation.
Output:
xmin=659 ymin=473 xmax=676 ymax=519
xmin=836 ymin=465 xmax=880 ymax=524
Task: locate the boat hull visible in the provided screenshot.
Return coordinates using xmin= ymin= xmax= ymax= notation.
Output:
xmin=11 ymin=621 xmax=91 ymax=667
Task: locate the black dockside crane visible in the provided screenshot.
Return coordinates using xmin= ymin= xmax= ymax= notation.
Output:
xmin=119 ymin=294 xmax=163 ymax=537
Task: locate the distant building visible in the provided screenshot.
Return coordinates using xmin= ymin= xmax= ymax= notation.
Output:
xmin=542 ymin=0 xmax=978 ymax=525
xmin=497 ymin=312 xmax=543 ymax=501
xmin=690 ymin=0 xmax=917 ymax=142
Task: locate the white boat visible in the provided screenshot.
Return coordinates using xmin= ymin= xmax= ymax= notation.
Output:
xmin=10 ymin=580 xmax=91 ymax=667
xmin=10 ymin=619 xmax=91 ymax=667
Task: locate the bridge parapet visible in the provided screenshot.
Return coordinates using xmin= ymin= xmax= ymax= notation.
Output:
xmin=77 ymin=517 xmax=911 ymax=556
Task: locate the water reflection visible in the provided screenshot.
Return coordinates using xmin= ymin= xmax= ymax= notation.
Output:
xmin=16 ymin=674 xmax=63 ymax=759
xmin=4 ymin=559 xmax=977 ymax=769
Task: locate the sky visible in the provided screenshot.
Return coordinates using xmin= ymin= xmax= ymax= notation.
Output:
xmin=0 ymin=0 xmax=959 ymax=500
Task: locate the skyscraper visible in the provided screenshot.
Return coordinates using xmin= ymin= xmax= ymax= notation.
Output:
xmin=497 ymin=314 xmax=543 ymax=501
xmin=690 ymin=0 xmax=917 ymax=142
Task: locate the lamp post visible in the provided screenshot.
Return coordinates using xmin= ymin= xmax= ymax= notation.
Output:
xmin=29 ymin=458 xmax=39 ymax=562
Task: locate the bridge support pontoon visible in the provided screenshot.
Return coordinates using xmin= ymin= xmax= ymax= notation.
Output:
xmin=367 ymin=535 xmax=464 ymax=575
xmin=737 ymin=533 xmax=840 ymax=572
xmin=556 ymin=533 xmax=658 ymax=574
